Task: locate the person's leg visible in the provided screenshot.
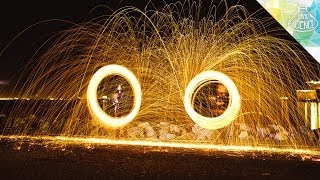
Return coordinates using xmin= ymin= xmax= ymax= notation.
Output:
xmin=114 ymin=104 xmax=118 ymax=117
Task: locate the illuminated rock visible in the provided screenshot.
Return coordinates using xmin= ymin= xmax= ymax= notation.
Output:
xmin=192 ymin=124 xmax=213 ymax=140
xmin=256 ymin=127 xmax=270 ymax=139
xmin=127 ymin=126 xmax=145 ymax=138
xmin=159 ymin=133 xmax=176 ymax=141
xmin=268 ymin=124 xmax=289 ymax=141
xmin=238 ymin=131 xmax=249 ymax=139
xmin=139 ymin=122 xmax=156 ymax=138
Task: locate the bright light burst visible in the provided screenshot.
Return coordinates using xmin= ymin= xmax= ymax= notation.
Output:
xmin=87 ymin=64 xmax=142 ymax=128
xmin=184 ymin=70 xmax=241 ymax=130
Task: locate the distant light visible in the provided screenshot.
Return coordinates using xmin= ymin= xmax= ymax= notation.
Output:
xmin=102 ymin=96 xmax=108 ymax=99
xmin=0 ymin=80 xmax=8 ymax=85
xmin=0 ymin=98 xmax=14 ymax=100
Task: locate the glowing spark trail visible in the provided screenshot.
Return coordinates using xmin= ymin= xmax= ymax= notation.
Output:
xmin=87 ymin=64 xmax=142 ymax=128
xmin=184 ymin=70 xmax=241 ymax=130
xmin=1 ymin=135 xmax=320 ymax=162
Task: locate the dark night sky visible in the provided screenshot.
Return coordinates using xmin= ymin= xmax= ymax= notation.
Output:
xmin=0 ymin=0 xmax=111 ymax=81
xmin=0 ymin=0 xmax=316 ymax=84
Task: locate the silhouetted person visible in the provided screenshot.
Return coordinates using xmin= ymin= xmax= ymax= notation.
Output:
xmin=212 ymin=84 xmax=229 ymax=117
xmin=112 ymin=84 xmax=124 ymax=117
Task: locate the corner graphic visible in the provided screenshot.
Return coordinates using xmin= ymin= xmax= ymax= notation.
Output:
xmin=257 ymin=0 xmax=320 ymax=63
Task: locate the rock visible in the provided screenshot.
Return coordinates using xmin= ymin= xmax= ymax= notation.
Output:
xmin=138 ymin=122 xmax=150 ymax=128
xmin=145 ymin=126 xmax=156 ymax=138
xmin=238 ymin=131 xmax=248 ymax=139
xmin=192 ymin=124 xmax=213 ymax=140
xmin=269 ymin=124 xmax=280 ymax=131
xmin=239 ymin=123 xmax=248 ymax=130
xmin=127 ymin=126 xmax=144 ymax=138
xmin=159 ymin=133 xmax=176 ymax=141
xmin=274 ymin=132 xmax=288 ymax=141
xmin=157 ymin=122 xmax=170 ymax=132
xmin=267 ymin=124 xmax=289 ymax=141
xmin=128 ymin=122 xmax=157 ymax=138
xmin=256 ymin=127 xmax=270 ymax=139
xmin=158 ymin=122 xmax=170 ymax=127
xmin=169 ymin=124 xmax=180 ymax=134
xmin=191 ymin=124 xmax=202 ymax=134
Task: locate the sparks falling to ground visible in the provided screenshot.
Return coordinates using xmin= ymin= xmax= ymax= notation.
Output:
xmin=1 ymin=1 xmax=320 ymax=154
xmin=1 ymin=135 xmax=320 ymax=162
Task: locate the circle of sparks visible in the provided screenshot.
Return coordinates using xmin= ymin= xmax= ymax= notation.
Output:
xmin=184 ymin=71 xmax=241 ymax=130
xmin=87 ymin=64 xmax=142 ymax=128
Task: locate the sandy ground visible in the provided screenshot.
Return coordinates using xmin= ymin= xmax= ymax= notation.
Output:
xmin=0 ymin=139 xmax=320 ymax=179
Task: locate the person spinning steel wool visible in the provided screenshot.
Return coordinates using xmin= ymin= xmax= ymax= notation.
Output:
xmin=112 ymin=84 xmax=125 ymax=117
xmin=212 ymin=83 xmax=229 ymax=117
